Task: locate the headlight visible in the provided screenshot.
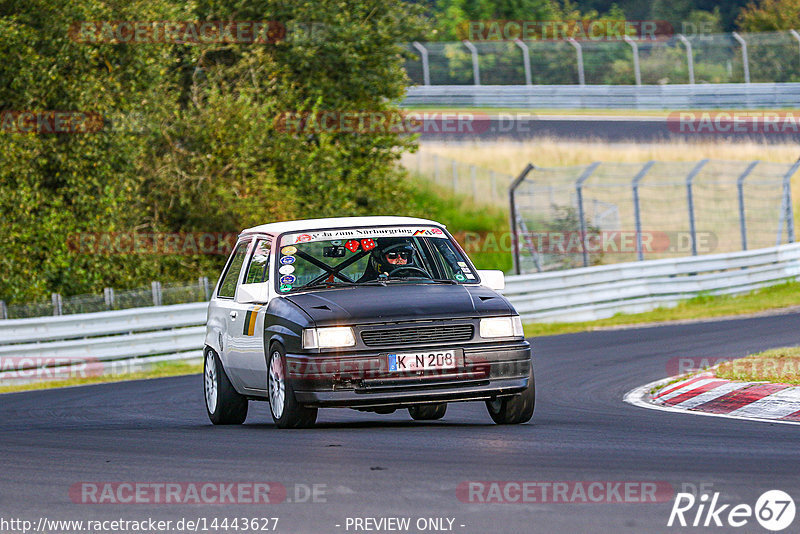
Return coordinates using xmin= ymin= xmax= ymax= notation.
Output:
xmin=480 ymin=316 xmax=524 ymax=338
xmin=302 ymin=327 xmax=356 ymax=349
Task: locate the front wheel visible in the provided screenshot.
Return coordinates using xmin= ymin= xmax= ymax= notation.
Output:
xmin=486 ymin=366 xmax=535 ymax=425
xmin=268 ymin=345 xmax=318 ymax=429
xmin=205 ymin=349 xmax=248 ymax=425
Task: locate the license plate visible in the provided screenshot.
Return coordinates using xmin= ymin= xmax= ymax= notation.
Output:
xmin=387 ymin=351 xmax=456 ymax=372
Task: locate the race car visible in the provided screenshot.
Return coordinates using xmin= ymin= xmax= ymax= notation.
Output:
xmin=204 ymin=216 xmax=533 ymax=428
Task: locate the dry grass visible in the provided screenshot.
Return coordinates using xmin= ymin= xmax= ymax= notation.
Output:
xmin=420 ymin=138 xmax=800 ymax=173
xmin=715 ymin=347 xmax=800 ymax=385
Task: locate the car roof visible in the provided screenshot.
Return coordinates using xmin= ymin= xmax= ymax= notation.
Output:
xmin=241 ymin=216 xmax=445 ymax=236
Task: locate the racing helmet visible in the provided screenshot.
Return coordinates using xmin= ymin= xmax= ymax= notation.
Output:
xmin=368 ymin=238 xmax=416 ymax=275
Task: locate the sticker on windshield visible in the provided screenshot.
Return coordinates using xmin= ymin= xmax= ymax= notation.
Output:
xmin=361 ymin=238 xmax=376 ymax=251
xmin=464 ymin=272 xmax=476 ymax=280
xmin=279 ymin=284 xmax=292 ymax=292
xmin=279 ymin=265 xmax=295 ymax=275
xmin=455 ymin=273 xmax=466 ymax=281
xmin=332 ymin=240 xmax=342 ymax=245
xmin=280 ymin=275 xmax=296 ymax=285
xmin=281 ymin=246 xmax=297 ymax=255
xmin=295 ymin=234 xmax=312 ymax=244
xmin=280 ymin=255 xmax=295 ymax=265
xmin=345 ymin=240 xmax=360 ymax=253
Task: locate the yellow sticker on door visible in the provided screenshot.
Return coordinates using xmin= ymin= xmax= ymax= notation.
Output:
xmin=242 ymin=305 xmax=262 ymax=336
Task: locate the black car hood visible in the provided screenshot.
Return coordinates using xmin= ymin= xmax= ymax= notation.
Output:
xmin=284 ymin=283 xmax=513 ymax=326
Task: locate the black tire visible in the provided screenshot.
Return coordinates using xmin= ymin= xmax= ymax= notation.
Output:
xmin=204 ymin=348 xmax=248 ymax=425
xmin=408 ymin=403 xmax=447 ymax=420
xmin=267 ymin=344 xmax=318 ymax=429
xmin=486 ymin=365 xmax=535 ymax=425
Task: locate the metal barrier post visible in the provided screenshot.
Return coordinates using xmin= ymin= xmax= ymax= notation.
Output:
xmin=623 ymin=36 xmax=641 ymax=86
xmin=791 ymin=30 xmax=800 ymax=66
xmin=576 ymin=162 xmax=601 ymax=267
xmin=514 ymin=39 xmax=532 ymax=85
xmin=103 ymin=287 xmax=115 ymax=309
xmin=777 ymin=158 xmax=800 ymax=245
xmin=151 ymin=281 xmax=162 ymax=306
xmin=200 ymin=277 xmax=210 ymax=300
xmin=411 ymin=41 xmax=430 ymax=86
xmin=631 ymin=161 xmax=655 ymax=261
xmin=736 ymin=161 xmax=760 ymax=250
xmin=732 ymin=32 xmax=750 ymax=83
xmin=0 ymin=300 xmax=6 ymax=320
xmin=52 ymin=293 xmax=62 ymax=316
xmin=509 ymin=163 xmax=535 ymax=275
xmin=462 ymin=40 xmax=481 ymax=85
xmin=677 ymin=34 xmax=695 ymax=84
xmin=686 ymin=159 xmax=709 ymax=256
xmin=567 ymin=38 xmax=585 ymax=85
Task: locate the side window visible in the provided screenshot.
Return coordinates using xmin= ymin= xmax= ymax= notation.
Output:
xmin=217 ymin=241 xmax=249 ymax=298
xmin=244 ymin=239 xmax=271 ymax=284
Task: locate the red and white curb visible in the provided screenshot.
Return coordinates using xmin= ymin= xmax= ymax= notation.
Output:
xmin=624 ymin=372 xmax=800 ymax=426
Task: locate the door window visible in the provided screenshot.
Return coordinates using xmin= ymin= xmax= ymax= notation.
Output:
xmin=217 ymin=241 xmax=249 ymax=298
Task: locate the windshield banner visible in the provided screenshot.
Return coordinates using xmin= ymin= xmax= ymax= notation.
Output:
xmin=281 ymin=226 xmax=447 ymax=246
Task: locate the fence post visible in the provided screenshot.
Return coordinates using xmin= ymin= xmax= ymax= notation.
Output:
xmin=677 ymin=34 xmax=695 ymax=84
xmin=777 ymin=158 xmax=800 ymax=245
xmin=470 ymin=165 xmax=478 ymax=201
xmin=462 ymin=40 xmax=481 ymax=85
xmin=0 ymin=300 xmax=6 ymax=320
xmin=568 ymin=38 xmax=585 ymax=85
xmin=623 ymin=35 xmax=641 ymax=86
xmin=576 ymin=162 xmax=602 ymax=267
xmin=514 ymin=39 xmax=532 ymax=85
xmin=200 ymin=276 xmax=210 ymax=300
xmin=791 ymin=30 xmax=800 ymax=66
xmin=732 ymin=32 xmax=750 ymax=83
xmin=509 ymin=163 xmax=536 ymax=275
xmin=411 ymin=41 xmax=431 ymax=86
xmin=151 ymin=281 xmax=162 ymax=306
xmin=736 ymin=161 xmax=760 ymax=250
xmin=685 ymin=159 xmax=709 ymax=256
xmin=631 ymin=161 xmax=655 ymax=261
xmin=103 ymin=287 xmax=115 ymax=309
xmin=452 ymin=160 xmax=458 ymax=191
xmin=52 ymin=293 xmax=62 ymax=316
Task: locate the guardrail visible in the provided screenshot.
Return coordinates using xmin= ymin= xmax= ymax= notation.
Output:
xmin=1 ymin=243 xmax=799 ymax=380
xmin=402 ymin=83 xmax=800 ymax=109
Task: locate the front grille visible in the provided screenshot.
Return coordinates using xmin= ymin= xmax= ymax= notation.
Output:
xmin=361 ymin=324 xmax=474 ymax=347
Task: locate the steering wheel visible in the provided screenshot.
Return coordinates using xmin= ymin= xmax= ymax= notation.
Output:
xmin=388 ymin=266 xmax=432 ymax=278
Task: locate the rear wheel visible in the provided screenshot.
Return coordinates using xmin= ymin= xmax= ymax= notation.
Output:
xmin=408 ymin=403 xmax=447 ymax=421
xmin=486 ymin=366 xmax=535 ymax=425
xmin=268 ymin=345 xmax=317 ymax=429
xmin=204 ymin=349 xmax=248 ymax=425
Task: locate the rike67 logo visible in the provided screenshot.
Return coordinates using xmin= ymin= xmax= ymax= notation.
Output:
xmin=668 ymin=490 xmax=796 ymax=531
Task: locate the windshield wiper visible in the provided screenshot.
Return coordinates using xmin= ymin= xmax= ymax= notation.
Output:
xmin=302 ymin=281 xmax=358 ymax=290
xmin=430 ymin=279 xmax=459 ymax=284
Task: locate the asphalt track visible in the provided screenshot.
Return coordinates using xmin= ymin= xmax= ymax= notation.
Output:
xmin=417 ymin=115 xmax=800 ymax=143
xmin=3 ymin=312 xmax=800 ymax=533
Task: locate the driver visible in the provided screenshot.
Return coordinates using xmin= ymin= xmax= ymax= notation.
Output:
xmin=358 ymin=239 xmax=417 ymax=281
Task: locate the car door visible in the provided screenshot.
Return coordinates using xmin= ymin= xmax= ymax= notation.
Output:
xmin=227 ymin=237 xmax=274 ymax=393
xmin=207 ymin=238 xmax=251 ymax=391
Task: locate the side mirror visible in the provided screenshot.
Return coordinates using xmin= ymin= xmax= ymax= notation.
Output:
xmin=477 ymin=270 xmax=505 ymax=291
xmin=237 ymin=281 xmax=271 ymax=303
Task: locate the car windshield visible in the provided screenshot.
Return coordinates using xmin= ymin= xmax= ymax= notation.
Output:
xmin=275 ymin=226 xmax=478 ymax=293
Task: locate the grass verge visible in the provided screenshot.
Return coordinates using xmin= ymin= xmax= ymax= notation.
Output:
xmin=0 ymin=360 xmax=202 ymax=394
xmin=524 ymin=280 xmax=800 ymax=338
xmin=715 ymin=347 xmax=800 ymax=385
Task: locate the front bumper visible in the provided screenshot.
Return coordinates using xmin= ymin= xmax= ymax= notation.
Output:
xmin=287 ymin=340 xmax=531 ymax=408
